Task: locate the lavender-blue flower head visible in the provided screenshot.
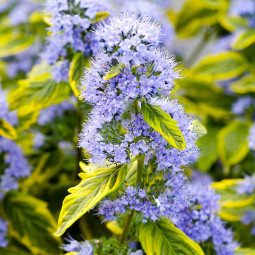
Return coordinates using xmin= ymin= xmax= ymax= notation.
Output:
xmin=0 ymin=217 xmax=8 ymax=248
xmin=111 ymin=0 xmax=175 ymax=46
xmin=43 ymin=0 xmax=110 ymax=66
xmin=81 ymin=14 xmax=179 ymax=119
xmin=63 ymin=236 xmax=93 ymax=255
xmin=80 ymin=98 xmax=198 ymax=169
xmin=178 ymin=182 xmax=239 ymax=255
xmin=98 ymin=171 xmax=191 ymax=224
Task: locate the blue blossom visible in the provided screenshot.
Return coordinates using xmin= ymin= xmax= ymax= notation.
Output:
xmin=98 ymin=171 xmax=191 ymax=224
xmin=232 ymin=96 xmax=254 ymax=115
xmin=80 ymin=98 xmax=198 ymax=170
xmin=0 ymin=0 xmax=40 ymax=25
xmin=5 ymin=44 xmax=42 ymax=78
xmin=37 ymin=100 xmax=74 ymax=126
xmin=248 ymin=123 xmax=255 ymax=150
xmin=242 ymin=211 xmax=255 ymax=235
xmin=237 ymin=174 xmax=255 ymax=195
xmin=111 ymin=0 xmax=175 ymax=46
xmin=178 ymin=182 xmax=239 ymax=255
xmin=0 ymin=217 xmax=8 ymax=248
xmin=63 ymin=236 xmax=93 ymax=255
xmin=42 ymin=0 xmax=110 ymax=66
xmin=212 ymin=34 xmax=236 ymax=54
xmin=33 ymin=132 xmax=46 ymax=149
xmin=51 ymin=60 xmax=70 ymax=83
xmin=229 ymin=0 xmax=255 ymax=16
xmin=0 ymin=87 xmax=31 ymax=198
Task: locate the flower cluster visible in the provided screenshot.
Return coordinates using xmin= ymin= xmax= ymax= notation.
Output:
xmin=0 ymin=0 xmax=41 ymax=25
xmin=0 ymin=87 xmax=31 ymax=199
xmin=178 ymin=181 xmax=239 ymax=255
xmin=237 ymin=174 xmax=255 ymax=195
xmin=5 ymin=44 xmax=42 ymax=78
xmin=111 ymin=0 xmax=175 ymax=46
xmin=229 ymin=0 xmax=255 ymax=17
xmin=80 ymin=97 xmax=198 ymax=169
xmin=237 ymin=174 xmax=255 ymax=235
xmin=63 ymin=237 xmax=93 ymax=255
xmin=98 ymin=171 xmax=190 ymax=224
xmin=0 ymin=217 xmax=8 ymax=248
xmin=232 ymin=96 xmax=255 ymax=115
xmin=37 ymin=100 xmax=74 ymax=126
xmin=43 ymin=0 xmax=110 ymax=81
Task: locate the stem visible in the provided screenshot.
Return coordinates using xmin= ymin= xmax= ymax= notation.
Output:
xmin=119 ymin=210 xmax=135 ymax=244
xmin=136 ymin=155 xmax=145 ymax=186
xmin=119 ymin=99 xmax=145 ymax=244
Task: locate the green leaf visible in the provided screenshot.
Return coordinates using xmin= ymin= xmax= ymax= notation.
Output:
xmin=0 ymin=29 xmax=34 ymax=58
xmin=173 ymin=0 xmax=228 ymax=38
xmin=139 ymin=218 xmax=204 ymax=255
xmin=69 ymin=52 xmax=89 ymax=97
xmin=217 ymin=121 xmax=250 ymax=167
xmin=0 ymin=248 xmax=31 ymax=255
xmin=103 ymin=63 xmax=125 ymax=80
xmin=196 ymin=125 xmax=219 ymax=172
xmin=231 ymin=75 xmax=255 ymax=94
xmin=221 ymin=16 xmax=248 ymax=32
xmin=0 ymin=118 xmax=17 ymax=140
xmin=141 ymin=102 xmax=185 ymax=150
xmin=8 ymin=62 xmax=70 ymax=129
xmin=192 ymin=52 xmax=248 ymax=81
xmin=235 ymin=248 xmax=255 ymax=255
xmin=55 ymin=164 xmax=128 ymax=236
xmin=3 ymin=191 xmax=60 ymax=255
xmin=232 ymin=29 xmax=255 ymax=50
xmin=95 ymin=12 xmax=110 ymax=22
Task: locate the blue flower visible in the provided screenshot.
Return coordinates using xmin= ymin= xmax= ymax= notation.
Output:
xmin=178 ymin=182 xmax=239 ymax=255
xmin=63 ymin=236 xmax=93 ymax=255
xmin=0 ymin=217 xmax=8 ymax=248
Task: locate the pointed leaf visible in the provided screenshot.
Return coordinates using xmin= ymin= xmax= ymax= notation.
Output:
xmin=139 ymin=219 xmax=204 ymax=255
xmin=103 ymin=63 xmax=125 ymax=80
xmin=232 ymin=29 xmax=255 ymax=50
xmin=55 ymin=164 xmax=128 ymax=236
xmin=0 ymin=119 xmax=17 ymax=140
xmin=141 ymin=102 xmax=185 ymax=150
xmin=3 ymin=191 xmax=60 ymax=255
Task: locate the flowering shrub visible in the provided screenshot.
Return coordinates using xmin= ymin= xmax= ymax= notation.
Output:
xmin=0 ymin=0 xmax=255 ymax=254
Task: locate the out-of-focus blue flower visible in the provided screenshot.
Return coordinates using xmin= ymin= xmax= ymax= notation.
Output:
xmin=51 ymin=60 xmax=70 ymax=83
xmin=0 ymin=0 xmax=41 ymax=25
xmin=212 ymin=34 xmax=236 ymax=54
xmin=237 ymin=174 xmax=255 ymax=195
xmin=63 ymin=237 xmax=93 ymax=255
xmin=232 ymin=96 xmax=254 ymax=115
xmin=42 ymin=0 xmax=110 ymax=68
xmin=178 ymin=182 xmax=239 ymax=255
xmin=5 ymin=44 xmax=42 ymax=78
xmin=37 ymin=100 xmax=74 ymax=126
xmin=191 ymin=170 xmax=213 ymax=186
xmin=229 ymin=0 xmax=255 ymax=16
xmin=248 ymin=124 xmax=255 ymax=150
xmin=242 ymin=211 xmax=255 ymax=235
xmin=0 ymin=217 xmax=8 ymax=248
xmin=33 ymin=132 xmax=46 ymax=149
xmin=0 ymin=87 xmax=31 ymax=198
